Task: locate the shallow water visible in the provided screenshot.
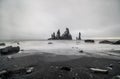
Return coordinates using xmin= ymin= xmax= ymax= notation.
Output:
xmin=0 ymin=40 xmax=120 ymax=57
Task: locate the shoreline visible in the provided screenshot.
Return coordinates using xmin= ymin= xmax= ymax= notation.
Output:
xmin=0 ymin=40 xmax=120 ymax=79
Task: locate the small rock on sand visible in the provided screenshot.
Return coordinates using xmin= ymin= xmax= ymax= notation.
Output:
xmin=26 ymin=67 xmax=34 ymax=74
xmin=17 ymin=42 xmax=20 ymax=45
xmin=79 ymin=50 xmax=83 ymax=53
xmin=106 ymin=67 xmax=112 ymax=70
xmin=60 ymin=66 xmax=71 ymax=71
xmin=58 ymin=75 xmax=62 ymax=78
xmin=48 ymin=42 xmax=53 ymax=44
xmin=0 ymin=70 xmax=8 ymax=79
xmin=109 ymin=64 xmax=113 ymax=67
xmin=90 ymin=68 xmax=108 ymax=74
xmin=112 ymin=75 xmax=120 ymax=79
xmin=7 ymin=55 xmax=13 ymax=59
xmin=106 ymin=64 xmax=113 ymax=70
xmin=0 ymin=70 xmax=7 ymax=75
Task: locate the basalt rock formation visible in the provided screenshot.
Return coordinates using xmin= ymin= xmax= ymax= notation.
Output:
xmin=48 ymin=28 xmax=72 ymax=40
xmin=76 ymin=32 xmax=81 ymax=40
xmin=0 ymin=46 xmax=20 ymax=55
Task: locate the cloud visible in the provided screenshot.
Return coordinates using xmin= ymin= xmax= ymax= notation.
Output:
xmin=0 ymin=0 xmax=120 ymax=40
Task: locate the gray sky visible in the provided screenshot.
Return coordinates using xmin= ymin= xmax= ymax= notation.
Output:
xmin=0 ymin=0 xmax=120 ymax=40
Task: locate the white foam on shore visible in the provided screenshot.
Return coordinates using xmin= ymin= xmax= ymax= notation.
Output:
xmin=0 ymin=40 xmax=120 ymax=59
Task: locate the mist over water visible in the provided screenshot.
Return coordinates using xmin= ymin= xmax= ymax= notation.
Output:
xmin=0 ymin=40 xmax=120 ymax=57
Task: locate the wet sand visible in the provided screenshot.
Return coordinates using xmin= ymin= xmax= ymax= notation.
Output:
xmin=0 ymin=53 xmax=120 ymax=79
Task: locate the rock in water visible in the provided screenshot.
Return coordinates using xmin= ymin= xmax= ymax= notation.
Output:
xmin=79 ymin=50 xmax=83 ymax=53
xmin=17 ymin=42 xmax=20 ymax=45
xmin=0 ymin=46 xmax=20 ymax=55
xmin=0 ymin=43 xmax=5 ymax=46
xmin=7 ymin=55 xmax=13 ymax=59
xmin=84 ymin=40 xmax=95 ymax=43
xmin=99 ymin=40 xmax=113 ymax=44
xmin=113 ymin=40 xmax=120 ymax=45
xmin=60 ymin=66 xmax=71 ymax=71
xmin=48 ymin=42 xmax=53 ymax=44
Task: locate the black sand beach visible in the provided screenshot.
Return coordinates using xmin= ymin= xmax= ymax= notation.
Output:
xmin=0 ymin=53 xmax=120 ymax=79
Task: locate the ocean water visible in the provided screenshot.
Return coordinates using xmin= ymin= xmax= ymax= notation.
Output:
xmin=0 ymin=40 xmax=120 ymax=57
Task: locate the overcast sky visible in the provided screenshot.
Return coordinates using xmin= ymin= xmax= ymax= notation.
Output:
xmin=0 ymin=0 xmax=120 ymax=40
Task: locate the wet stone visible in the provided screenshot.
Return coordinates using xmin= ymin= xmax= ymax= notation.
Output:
xmin=79 ymin=50 xmax=83 ymax=53
xmin=90 ymin=68 xmax=108 ymax=74
xmin=112 ymin=75 xmax=120 ymax=79
xmin=60 ymin=66 xmax=71 ymax=72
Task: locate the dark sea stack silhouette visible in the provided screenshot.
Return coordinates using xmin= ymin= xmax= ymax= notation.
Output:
xmin=56 ymin=29 xmax=61 ymax=39
xmin=0 ymin=46 xmax=20 ymax=55
xmin=48 ymin=28 xmax=72 ymax=40
xmin=61 ymin=28 xmax=72 ymax=40
xmin=76 ymin=32 xmax=81 ymax=40
xmin=113 ymin=40 xmax=120 ymax=45
xmin=99 ymin=40 xmax=113 ymax=44
xmin=60 ymin=66 xmax=71 ymax=71
xmin=84 ymin=39 xmax=95 ymax=43
xmin=48 ymin=32 xmax=56 ymax=40
xmin=51 ymin=32 xmax=56 ymax=40
xmin=79 ymin=32 xmax=81 ymax=40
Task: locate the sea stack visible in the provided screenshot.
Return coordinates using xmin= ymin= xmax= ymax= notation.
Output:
xmin=48 ymin=28 xmax=72 ymax=40
xmin=51 ymin=32 xmax=56 ymax=40
xmin=76 ymin=32 xmax=81 ymax=40
xmin=61 ymin=28 xmax=72 ymax=40
xmin=79 ymin=32 xmax=81 ymax=40
xmin=56 ymin=29 xmax=61 ymax=39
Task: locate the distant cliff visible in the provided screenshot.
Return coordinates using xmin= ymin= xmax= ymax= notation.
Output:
xmin=48 ymin=28 xmax=72 ymax=40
